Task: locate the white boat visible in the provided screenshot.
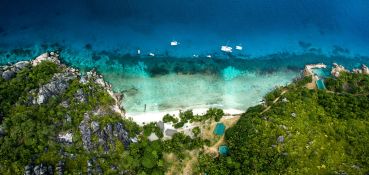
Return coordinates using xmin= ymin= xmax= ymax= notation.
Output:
xmin=206 ymin=55 xmax=212 ymax=58
xmin=149 ymin=53 xmax=155 ymax=57
xmin=193 ymin=54 xmax=199 ymax=58
xmin=235 ymin=45 xmax=243 ymax=50
xmin=170 ymin=41 xmax=180 ymax=46
xmin=137 ymin=49 xmax=141 ymax=55
xmin=221 ymin=46 xmax=232 ymax=53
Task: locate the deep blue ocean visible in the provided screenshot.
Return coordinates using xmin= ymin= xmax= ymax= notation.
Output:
xmin=1 ymin=0 xmax=369 ymax=119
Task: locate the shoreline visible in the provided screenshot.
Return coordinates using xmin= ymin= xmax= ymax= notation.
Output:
xmin=125 ymin=108 xmax=244 ymax=125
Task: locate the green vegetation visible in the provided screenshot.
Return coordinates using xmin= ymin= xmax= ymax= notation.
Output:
xmin=0 ymin=61 xmax=211 ymax=174
xmin=3 ymin=59 xmax=368 ymax=174
xmin=0 ymin=61 xmax=61 ymax=122
xmin=162 ymin=114 xmax=178 ymax=123
xmin=325 ymin=72 xmax=369 ymax=94
xmin=143 ymin=122 xmax=163 ymax=138
xmin=198 ymin=73 xmax=369 ymax=174
xmin=167 ymin=108 xmax=225 ymax=129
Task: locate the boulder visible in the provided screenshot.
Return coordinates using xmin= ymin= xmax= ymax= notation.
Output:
xmin=58 ymin=132 xmax=73 ymax=144
xmin=291 ymin=112 xmax=296 ymax=118
xmin=74 ymin=89 xmax=87 ymax=103
xmin=13 ymin=61 xmax=29 ymax=71
xmin=277 ymin=136 xmax=285 ymax=143
xmin=60 ymin=101 xmax=70 ymax=108
xmin=2 ymin=70 xmax=15 ymax=80
xmin=79 ymin=76 xmax=88 ymax=84
xmin=32 ymin=52 xmax=60 ymax=66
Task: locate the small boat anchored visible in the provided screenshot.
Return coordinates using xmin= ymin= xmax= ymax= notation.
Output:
xmin=170 ymin=40 xmax=180 ymax=46
xmin=235 ymin=45 xmax=243 ymax=51
xmin=221 ymin=45 xmax=232 ymax=53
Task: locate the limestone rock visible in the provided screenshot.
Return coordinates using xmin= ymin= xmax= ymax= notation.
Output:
xmin=58 ymin=132 xmax=73 ymax=144
xmin=24 ymin=163 xmax=53 ymax=175
xmin=32 ymin=52 xmax=60 ymax=66
xmin=277 ymin=136 xmax=285 ymax=143
xmin=74 ymin=89 xmax=87 ymax=103
xmin=55 ymin=161 xmax=64 ymax=175
xmin=2 ymin=70 xmax=15 ymax=80
xmin=14 ymin=61 xmax=29 ymax=71
xmin=79 ymin=113 xmax=92 ymax=150
xmin=35 ymin=72 xmax=77 ymax=104
xmin=91 ymin=121 xmax=100 ymax=133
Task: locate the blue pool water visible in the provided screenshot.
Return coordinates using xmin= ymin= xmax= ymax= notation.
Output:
xmin=316 ymin=79 xmax=327 ymax=90
xmin=1 ymin=0 xmax=368 ymax=119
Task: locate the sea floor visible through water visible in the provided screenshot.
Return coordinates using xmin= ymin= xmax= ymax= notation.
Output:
xmin=1 ymin=44 xmax=369 ymax=122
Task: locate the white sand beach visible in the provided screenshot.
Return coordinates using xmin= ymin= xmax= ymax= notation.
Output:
xmin=125 ymin=108 xmax=244 ymax=125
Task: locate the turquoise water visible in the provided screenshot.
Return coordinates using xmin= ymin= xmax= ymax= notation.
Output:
xmin=0 ymin=46 xmax=368 ymax=116
xmin=1 ymin=1 xmax=369 ymax=117
xmin=219 ymin=145 xmax=229 ymax=155
xmin=312 ymin=68 xmax=331 ymax=78
xmin=316 ymin=79 xmax=327 ymax=90
xmin=214 ymin=123 xmax=226 ymax=136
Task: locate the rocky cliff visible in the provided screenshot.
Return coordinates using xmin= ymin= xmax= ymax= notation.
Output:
xmin=0 ymin=52 xmax=137 ymax=174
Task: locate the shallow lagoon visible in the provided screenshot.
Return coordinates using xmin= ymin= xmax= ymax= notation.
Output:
xmin=2 ymin=45 xmax=369 ymax=122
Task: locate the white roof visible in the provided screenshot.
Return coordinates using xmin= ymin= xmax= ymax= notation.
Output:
xmin=148 ymin=133 xmax=159 ymax=141
xmin=236 ymin=45 xmax=243 ymax=50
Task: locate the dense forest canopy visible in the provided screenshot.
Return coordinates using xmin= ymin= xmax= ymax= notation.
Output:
xmin=1 ymin=55 xmax=369 ymax=174
xmin=198 ymin=73 xmax=369 ymax=174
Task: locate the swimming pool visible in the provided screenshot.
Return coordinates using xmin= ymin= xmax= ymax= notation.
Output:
xmin=316 ymin=79 xmax=326 ymax=90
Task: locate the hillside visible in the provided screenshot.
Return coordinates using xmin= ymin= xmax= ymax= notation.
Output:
xmin=198 ymin=69 xmax=369 ymax=174
xmin=1 ymin=53 xmax=369 ymax=175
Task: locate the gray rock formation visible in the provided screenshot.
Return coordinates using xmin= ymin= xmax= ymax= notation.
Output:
xmin=74 ymin=89 xmax=87 ymax=103
xmin=277 ymin=136 xmax=285 ymax=143
xmin=79 ymin=112 xmax=131 ymax=152
xmin=14 ymin=61 xmax=29 ymax=71
xmin=24 ymin=163 xmax=53 ymax=175
xmin=91 ymin=121 xmax=100 ymax=133
xmin=0 ymin=61 xmax=29 ymax=80
xmin=79 ymin=113 xmax=92 ymax=150
xmin=35 ymin=72 xmax=77 ymax=104
xmin=55 ymin=161 xmax=64 ymax=175
xmin=2 ymin=70 xmax=15 ymax=80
